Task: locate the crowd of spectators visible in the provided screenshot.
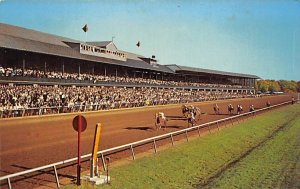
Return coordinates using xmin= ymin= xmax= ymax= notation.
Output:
xmin=0 ymin=84 xmax=254 ymax=118
xmin=0 ymin=67 xmax=251 ymax=89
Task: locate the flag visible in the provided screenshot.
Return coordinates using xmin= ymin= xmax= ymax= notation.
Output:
xmin=82 ymin=24 xmax=88 ymax=32
xmin=136 ymin=41 xmax=140 ymax=47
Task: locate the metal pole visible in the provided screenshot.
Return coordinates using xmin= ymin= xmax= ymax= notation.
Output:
xmin=130 ymin=145 xmax=135 ymax=160
xmin=170 ymin=134 xmax=174 ymax=146
xmin=185 ymin=130 xmax=189 ymax=141
xmin=101 ymin=153 xmax=106 ymax=171
xmin=153 ymin=139 xmax=157 ymax=153
xmin=22 ymin=58 xmax=25 ymax=77
xmin=77 ymin=115 xmax=82 ymax=186
xmin=53 ymin=165 xmax=60 ymax=188
xmin=90 ymin=159 xmax=94 ymax=178
xmin=78 ymin=64 xmax=80 ymax=76
xmin=62 ymin=62 xmax=64 ymax=75
xmin=208 ymin=125 xmax=211 ymax=133
xmin=44 ymin=61 xmax=47 ymax=76
xmin=22 ymin=109 xmax=25 ymax=117
xmin=197 ymin=127 xmax=201 ymax=136
xmin=217 ymin=122 xmax=220 ymax=131
xmin=105 ymin=157 xmax=110 ymax=184
xmin=7 ymin=178 xmax=12 ymax=189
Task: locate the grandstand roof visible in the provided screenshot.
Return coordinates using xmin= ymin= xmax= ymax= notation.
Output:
xmin=0 ymin=23 xmax=259 ymax=79
xmin=87 ymin=41 xmax=112 ymax=48
xmin=165 ymin=64 xmax=260 ymax=79
xmin=0 ymin=23 xmax=173 ymax=73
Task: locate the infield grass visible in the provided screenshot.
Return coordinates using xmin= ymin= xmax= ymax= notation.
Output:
xmin=64 ymin=104 xmax=300 ymax=189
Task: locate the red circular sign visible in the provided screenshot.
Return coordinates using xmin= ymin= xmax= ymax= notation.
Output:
xmin=73 ymin=115 xmax=87 ymax=132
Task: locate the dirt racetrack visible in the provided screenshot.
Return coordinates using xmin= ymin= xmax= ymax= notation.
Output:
xmin=0 ymin=95 xmax=294 ymax=188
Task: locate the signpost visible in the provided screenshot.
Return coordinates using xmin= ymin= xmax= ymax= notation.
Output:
xmin=72 ymin=115 xmax=87 ymax=186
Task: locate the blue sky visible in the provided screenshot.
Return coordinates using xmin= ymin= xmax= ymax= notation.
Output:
xmin=0 ymin=0 xmax=299 ymax=80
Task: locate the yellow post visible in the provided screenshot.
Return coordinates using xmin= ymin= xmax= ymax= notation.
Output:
xmin=91 ymin=123 xmax=102 ymax=177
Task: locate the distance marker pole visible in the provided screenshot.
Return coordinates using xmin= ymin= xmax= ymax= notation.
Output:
xmin=77 ymin=115 xmax=82 ymax=186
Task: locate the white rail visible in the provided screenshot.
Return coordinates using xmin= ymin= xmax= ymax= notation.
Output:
xmin=0 ymin=101 xmax=292 ymax=189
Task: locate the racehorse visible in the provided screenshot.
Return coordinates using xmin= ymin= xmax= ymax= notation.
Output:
xmin=187 ymin=111 xmax=196 ymax=127
xmin=228 ymin=104 xmax=234 ymax=115
xmin=182 ymin=105 xmax=201 ymax=121
xmin=213 ymin=104 xmax=220 ymax=115
xmin=155 ymin=112 xmax=167 ymax=130
xmin=237 ymin=105 xmax=243 ymax=115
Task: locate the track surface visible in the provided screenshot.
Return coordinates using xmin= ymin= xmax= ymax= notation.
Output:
xmin=0 ymin=95 xmax=292 ymax=188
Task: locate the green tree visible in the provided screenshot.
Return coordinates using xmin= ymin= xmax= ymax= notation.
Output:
xmin=257 ymin=80 xmax=269 ymax=93
xmin=268 ymin=80 xmax=281 ymax=93
xmin=278 ymin=80 xmax=297 ymax=92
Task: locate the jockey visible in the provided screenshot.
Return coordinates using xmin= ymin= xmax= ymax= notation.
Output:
xmin=158 ymin=112 xmax=166 ymax=119
xmin=237 ymin=105 xmax=243 ymax=114
xmin=155 ymin=112 xmax=167 ymax=130
xmin=189 ymin=105 xmax=195 ymax=112
xmin=228 ymin=104 xmax=234 ymax=114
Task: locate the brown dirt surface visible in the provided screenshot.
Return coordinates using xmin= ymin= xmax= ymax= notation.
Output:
xmin=0 ymin=95 xmax=293 ymax=188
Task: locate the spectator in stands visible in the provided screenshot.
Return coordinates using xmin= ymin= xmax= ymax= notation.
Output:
xmin=0 ymin=66 xmax=249 ymax=89
xmin=0 ymin=84 xmax=253 ymax=118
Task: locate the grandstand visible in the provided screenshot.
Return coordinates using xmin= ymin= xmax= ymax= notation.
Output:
xmin=0 ymin=23 xmax=259 ymax=90
xmin=0 ymin=23 xmax=260 ymax=118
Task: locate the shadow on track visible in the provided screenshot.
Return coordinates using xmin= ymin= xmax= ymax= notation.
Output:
xmin=125 ymin=126 xmax=154 ymax=131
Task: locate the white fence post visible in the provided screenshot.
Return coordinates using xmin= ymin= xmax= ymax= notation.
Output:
xmin=7 ymin=178 xmax=12 ymax=189
xmin=53 ymin=165 xmax=60 ymax=188
xmin=170 ymin=134 xmax=174 ymax=146
xmin=130 ymin=145 xmax=135 ymax=160
xmin=101 ymin=153 xmax=106 ymax=171
xmin=197 ymin=126 xmax=201 ymax=136
xmin=153 ymin=139 xmax=157 ymax=153
xmin=185 ymin=130 xmax=189 ymax=141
